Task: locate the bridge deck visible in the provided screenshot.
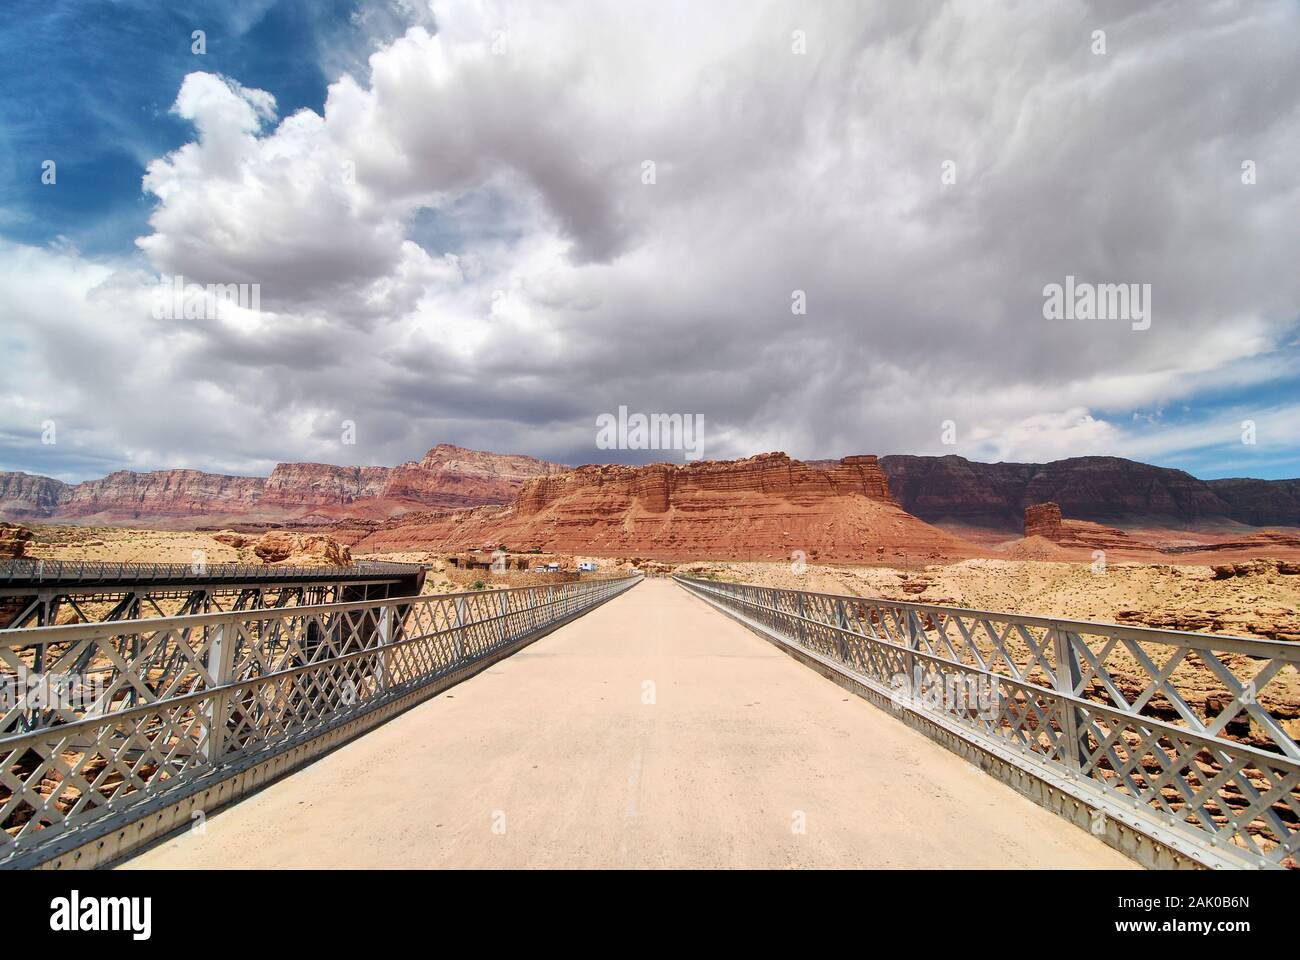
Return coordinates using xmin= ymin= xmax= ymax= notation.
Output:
xmin=122 ymin=578 xmax=1131 ymax=869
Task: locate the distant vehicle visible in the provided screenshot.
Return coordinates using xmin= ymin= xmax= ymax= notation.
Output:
xmin=630 ymin=568 xmax=643 ymax=575
xmin=577 ymin=561 xmax=597 ymax=572
xmin=544 ymin=562 xmax=561 ymax=572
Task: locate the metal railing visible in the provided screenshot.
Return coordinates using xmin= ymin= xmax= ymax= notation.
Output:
xmin=0 ymin=575 xmax=640 ymax=867
xmin=0 ymin=559 xmax=428 ymax=630
xmin=675 ymin=575 xmax=1299 ymax=869
xmin=0 ymin=558 xmax=421 ymax=586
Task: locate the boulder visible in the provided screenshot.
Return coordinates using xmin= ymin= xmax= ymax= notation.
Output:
xmin=253 ymin=531 xmax=352 ymax=566
xmin=0 ymin=522 xmax=33 ymax=559
xmin=1212 ymin=559 xmax=1277 ymax=580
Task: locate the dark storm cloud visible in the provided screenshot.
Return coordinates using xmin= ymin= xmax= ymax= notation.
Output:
xmin=2 ymin=0 xmax=1298 ymax=481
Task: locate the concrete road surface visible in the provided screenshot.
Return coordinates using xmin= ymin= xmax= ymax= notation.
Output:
xmin=123 ymin=578 xmax=1131 ymax=869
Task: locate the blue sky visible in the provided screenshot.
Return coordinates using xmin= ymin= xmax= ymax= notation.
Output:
xmin=0 ymin=1 xmax=361 ymax=254
xmin=0 ymin=1 xmax=1297 ymax=482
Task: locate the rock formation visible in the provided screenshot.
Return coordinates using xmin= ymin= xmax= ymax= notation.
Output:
xmin=6 ymin=447 xmax=1298 ymax=540
xmin=253 ymin=532 xmax=352 ymax=566
xmin=1206 ymin=477 xmax=1300 ymax=527
xmin=353 ymin=453 xmax=979 ymax=562
xmin=0 ymin=445 xmax=564 ymax=526
xmin=0 ymin=473 xmax=67 ymax=520
xmin=259 ymin=463 xmax=391 ymax=512
xmin=1023 ymin=502 xmax=1063 ymax=539
xmin=880 ymin=454 xmax=1296 ymax=530
xmin=517 ymin=452 xmax=894 ymax=516
xmin=60 ymin=470 xmax=266 ymax=520
xmin=1019 ymin=502 xmax=1137 ymax=553
xmin=1211 ymin=559 xmax=1300 ymax=579
xmin=381 ymin=444 xmax=567 ymax=508
xmin=0 ymin=522 xmax=32 ymax=559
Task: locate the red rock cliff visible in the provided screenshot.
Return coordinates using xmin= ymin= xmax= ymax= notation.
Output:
xmin=59 ymin=470 xmax=266 ymax=519
xmin=0 ymin=472 xmax=70 ymax=520
xmin=261 ymin=463 xmax=391 ymax=509
xmin=383 ymin=444 xmax=566 ymax=508
xmin=881 ymin=455 xmax=1249 ymax=530
xmin=517 ymin=452 xmax=894 ymax=516
xmin=357 ymin=453 xmax=976 ymax=562
xmin=0 ymin=445 xmax=565 ymax=526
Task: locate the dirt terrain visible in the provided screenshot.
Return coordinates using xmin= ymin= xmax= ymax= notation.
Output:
xmin=23 ymin=522 xmax=1299 ymax=646
xmin=22 ymin=524 xmax=252 ymax=564
xmin=17 ymin=525 xmax=623 ymax=601
xmin=678 ymin=557 xmax=1300 ymax=643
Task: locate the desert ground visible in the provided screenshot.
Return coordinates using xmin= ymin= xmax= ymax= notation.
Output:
xmin=18 ymin=524 xmax=625 ymax=598
xmin=675 ymin=557 xmax=1300 ymax=644
xmin=16 ymin=523 xmax=1300 ymax=643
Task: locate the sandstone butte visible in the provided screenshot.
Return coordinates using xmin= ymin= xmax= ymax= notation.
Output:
xmin=347 ymin=453 xmax=982 ymax=562
xmin=1014 ymin=501 xmax=1300 ymax=563
xmin=1022 ymin=501 xmax=1135 ymax=552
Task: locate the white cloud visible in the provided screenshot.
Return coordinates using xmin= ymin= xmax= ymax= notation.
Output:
xmin=3 ymin=0 xmax=1300 ymax=480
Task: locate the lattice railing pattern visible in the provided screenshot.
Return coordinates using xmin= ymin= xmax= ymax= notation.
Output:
xmin=676 ymin=576 xmax=1299 ymax=869
xmin=0 ymin=576 xmax=638 ymax=865
xmin=0 ymin=558 xmax=420 ymax=585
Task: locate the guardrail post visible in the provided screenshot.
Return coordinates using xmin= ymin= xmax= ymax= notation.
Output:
xmin=454 ymin=596 xmax=467 ymax=663
xmin=376 ymin=605 xmax=392 ymax=690
xmin=904 ymin=610 xmax=920 ymax=697
xmin=1050 ymin=625 xmax=1087 ymax=772
xmin=834 ymin=599 xmax=850 ymax=663
xmin=794 ymin=592 xmax=808 ymax=646
xmin=203 ymin=618 xmax=237 ymax=763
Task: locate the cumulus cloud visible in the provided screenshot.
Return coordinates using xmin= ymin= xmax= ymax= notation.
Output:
xmin=2 ymin=0 xmax=1299 ymax=480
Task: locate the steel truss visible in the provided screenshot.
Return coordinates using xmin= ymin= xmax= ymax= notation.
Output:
xmin=0 ymin=559 xmax=425 ymax=628
xmin=675 ymin=575 xmax=1298 ymax=870
xmin=0 ymin=575 xmax=639 ymax=867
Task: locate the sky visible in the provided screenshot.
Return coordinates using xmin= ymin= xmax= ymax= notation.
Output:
xmin=0 ymin=0 xmax=1297 ymax=483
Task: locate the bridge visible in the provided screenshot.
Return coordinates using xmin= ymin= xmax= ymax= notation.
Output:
xmin=0 ymin=558 xmax=426 ymax=628
xmin=1 ymin=568 xmax=1296 ymax=870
